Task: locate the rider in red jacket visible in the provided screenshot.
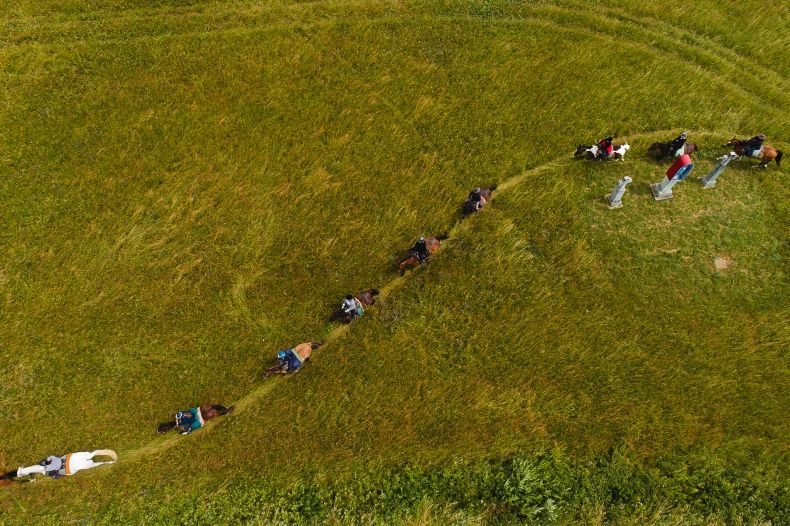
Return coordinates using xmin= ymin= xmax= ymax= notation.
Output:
xmin=597 ymin=136 xmax=614 ymax=160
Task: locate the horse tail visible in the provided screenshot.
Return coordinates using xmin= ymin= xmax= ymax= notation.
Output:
xmin=436 ymin=232 xmax=449 ymax=241
xmin=776 ymin=150 xmax=783 ymax=166
xmin=1 ymin=470 xmax=17 ymax=481
xmin=369 ymin=288 xmax=380 ymax=296
xmin=489 ymin=184 xmax=497 ymax=191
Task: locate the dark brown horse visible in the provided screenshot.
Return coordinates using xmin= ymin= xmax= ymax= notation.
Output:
xmin=397 ymin=234 xmax=448 ymax=275
xmin=462 ymin=185 xmax=497 ymax=216
xmin=330 ymin=289 xmax=380 ymax=323
xmin=647 ymin=141 xmax=698 ymax=160
xmin=725 ymin=137 xmax=783 ymax=169
xmin=156 ymin=404 xmax=234 ymax=434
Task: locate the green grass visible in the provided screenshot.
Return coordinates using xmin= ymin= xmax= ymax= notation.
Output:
xmin=0 ymin=1 xmax=788 ymax=524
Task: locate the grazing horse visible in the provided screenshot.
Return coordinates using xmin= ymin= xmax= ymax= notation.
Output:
xmin=574 ymin=143 xmax=630 ymax=160
xmin=725 ymin=137 xmax=783 ymax=169
xmin=397 ymin=234 xmax=448 ymax=275
xmin=1 ymin=450 xmax=117 ymax=483
xmin=647 ymin=141 xmax=698 ymax=160
xmin=462 ymin=185 xmax=497 ymax=216
xmin=157 ymin=404 xmax=234 ymax=434
xmin=330 ymin=289 xmax=379 ymax=323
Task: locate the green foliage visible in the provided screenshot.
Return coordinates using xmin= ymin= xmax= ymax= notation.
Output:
xmin=28 ymin=449 xmax=785 ymax=525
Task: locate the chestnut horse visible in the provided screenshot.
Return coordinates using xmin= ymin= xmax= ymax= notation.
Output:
xmin=462 ymin=185 xmax=497 ymax=216
xmin=330 ymin=289 xmax=380 ymax=323
xmin=397 ymin=234 xmax=448 ymax=275
xmin=156 ymin=404 xmax=233 ymax=434
xmin=725 ymin=137 xmax=783 ymax=169
xmin=647 ymin=141 xmax=698 ymax=160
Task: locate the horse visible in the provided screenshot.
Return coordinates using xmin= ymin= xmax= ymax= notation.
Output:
xmin=462 ymin=185 xmax=497 ymax=216
xmin=647 ymin=141 xmax=698 ymax=160
xmin=263 ymin=342 xmax=323 ymax=378
xmin=1 ymin=450 xmax=117 ymax=483
xmin=574 ymin=143 xmax=630 ymax=160
xmin=725 ymin=137 xmax=783 ymax=169
xmin=396 ymin=234 xmax=448 ymax=275
xmin=329 ymin=289 xmax=379 ymax=323
xmin=156 ymin=404 xmax=234 ymax=434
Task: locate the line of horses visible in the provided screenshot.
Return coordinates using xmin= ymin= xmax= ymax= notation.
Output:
xmin=574 ymin=135 xmax=783 ymax=169
xmin=4 ymin=132 xmax=782 ymax=485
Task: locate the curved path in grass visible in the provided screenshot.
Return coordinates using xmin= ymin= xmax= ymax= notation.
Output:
xmin=116 ymin=127 xmax=785 ymax=467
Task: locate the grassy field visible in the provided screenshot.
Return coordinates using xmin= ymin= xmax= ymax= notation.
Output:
xmin=0 ymin=0 xmax=788 ymax=524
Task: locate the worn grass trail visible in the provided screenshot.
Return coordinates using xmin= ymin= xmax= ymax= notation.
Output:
xmin=116 ymin=127 xmax=784 ymax=468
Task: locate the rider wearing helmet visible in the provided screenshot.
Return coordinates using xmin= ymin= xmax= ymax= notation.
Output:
xmin=412 ymin=237 xmax=431 ymax=263
xmin=468 ymin=187 xmax=484 ymax=211
xmin=342 ymin=295 xmax=361 ymax=319
xmin=597 ymin=136 xmax=614 ymax=160
xmin=744 ymin=134 xmax=766 ymax=156
xmin=669 ymin=131 xmax=688 ymax=157
xmin=271 ymin=342 xmax=322 ymax=376
xmin=175 ymin=408 xmax=204 ymax=435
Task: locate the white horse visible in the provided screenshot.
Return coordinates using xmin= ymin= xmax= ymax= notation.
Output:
xmin=574 ymin=143 xmax=630 ymax=160
xmin=5 ymin=450 xmax=117 ymax=481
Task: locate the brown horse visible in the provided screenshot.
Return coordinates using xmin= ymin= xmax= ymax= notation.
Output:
xmin=462 ymin=185 xmax=497 ymax=216
xmin=647 ymin=141 xmax=698 ymax=161
xmin=397 ymin=234 xmax=448 ymax=275
xmin=330 ymin=289 xmax=380 ymax=323
xmin=156 ymin=404 xmax=234 ymax=434
xmin=725 ymin=137 xmax=783 ymax=169
xmin=263 ymin=342 xmax=324 ymax=378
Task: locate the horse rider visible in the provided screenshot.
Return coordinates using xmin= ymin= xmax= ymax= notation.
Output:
xmin=468 ymin=187 xmax=485 ymax=211
xmin=273 ymin=342 xmax=322 ymax=375
xmin=412 ymin=237 xmax=431 ymax=263
xmin=342 ymin=294 xmax=363 ymax=320
xmin=174 ymin=407 xmax=204 ymax=434
xmin=597 ymin=136 xmax=614 ymax=160
xmin=744 ymin=134 xmax=766 ymax=156
xmin=669 ymin=131 xmax=688 ymax=157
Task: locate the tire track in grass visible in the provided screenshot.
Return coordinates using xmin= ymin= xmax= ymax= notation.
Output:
xmin=552 ymin=2 xmax=790 ymax=103
xmin=436 ymin=12 xmax=787 ymax=121
xmin=116 ymin=127 xmax=779 ymax=467
xmin=3 ymin=11 xmax=783 ymax=127
xmin=568 ymin=2 xmax=790 ymax=94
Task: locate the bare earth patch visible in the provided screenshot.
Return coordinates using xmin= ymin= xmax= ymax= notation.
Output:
xmin=714 ymin=256 xmax=732 ymax=271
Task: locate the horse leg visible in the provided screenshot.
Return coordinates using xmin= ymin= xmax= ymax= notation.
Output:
xmin=263 ymin=363 xmax=283 ymax=378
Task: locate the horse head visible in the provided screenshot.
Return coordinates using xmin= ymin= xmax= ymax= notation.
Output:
xmin=725 ymin=137 xmax=740 ymax=147
xmin=157 ymin=421 xmax=178 ymax=434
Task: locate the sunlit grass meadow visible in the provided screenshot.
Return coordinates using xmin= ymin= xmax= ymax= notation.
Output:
xmin=0 ymin=0 xmax=788 ymax=524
